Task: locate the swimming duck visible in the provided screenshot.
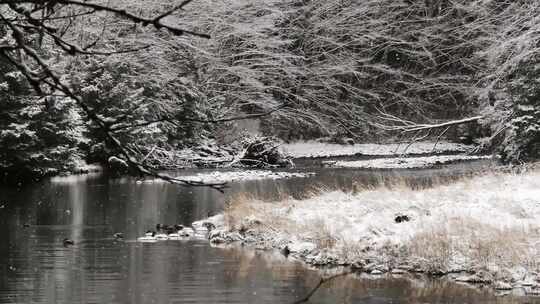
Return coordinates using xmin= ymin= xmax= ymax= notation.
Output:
xmin=202 ymin=222 xmax=216 ymax=231
xmin=156 ymin=223 xmax=172 ymax=231
xmin=156 ymin=224 xmax=176 ymax=235
xmin=113 ymin=233 xmax=124 ymax=240
xmin=63 ymin=238 xmax=75 ymax=246
xmin=161 ymin=224 xmax=186 ymax=240
xmin=137 ymin=231 xmax=157 ymax=242
xmin=281 ymin=245 xmax=290 ymax=257
xmin=179 ymin=227 xmax=194 ymax=237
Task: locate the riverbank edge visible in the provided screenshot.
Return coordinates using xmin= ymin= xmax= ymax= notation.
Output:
xmin=197 ymin=221 xmax=532 ymax=294
xmin=281 ymin=140 xmax=477 ymax=159
xmin=131 ymin=140 xmax=482 ymax=170
xmin=192 ymin=165 xmax=540 ymax=296
xmin=2 ymin=140 xmax=480 ymax=183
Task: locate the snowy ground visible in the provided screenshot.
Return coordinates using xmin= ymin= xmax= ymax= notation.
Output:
xmin=324 ymin=155 xmax=492 ymax=169
xmin=282 ymin=141 xmax=474 ymax=158
xmin=198 ymin=168 xmax=540 ymax=293
xmin=139 ymin=170 xmax=313 ymax=184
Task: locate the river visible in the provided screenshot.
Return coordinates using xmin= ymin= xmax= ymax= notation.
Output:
xmin=0 ymin=161 xmax=537 ymax=303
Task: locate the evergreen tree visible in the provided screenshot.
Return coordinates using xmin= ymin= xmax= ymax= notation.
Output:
xmin=503 ymin=55 xmax=540 ymax=162
xmin=0 ymin=68 xmax=82 ymax=180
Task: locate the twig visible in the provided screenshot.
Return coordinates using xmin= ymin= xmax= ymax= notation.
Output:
xmin=293 ymin=271 xmax=352 ymax=304
xmin=432 ymin=126 xmax=451 ymax=152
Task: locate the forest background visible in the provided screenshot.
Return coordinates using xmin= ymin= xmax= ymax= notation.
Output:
xmin=1 ymin=0 xmax=539 ymax=179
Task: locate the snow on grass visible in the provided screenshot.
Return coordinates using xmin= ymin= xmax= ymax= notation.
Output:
xmin=325 ymin=155 xmax=491 ymax=169
xmin=207 ymin=168 xmax=540 ymax=290
xmin=282 ymin=141 xmax=474 ymax=158
xmin=140 ymin=170 xmax=313 ymax=184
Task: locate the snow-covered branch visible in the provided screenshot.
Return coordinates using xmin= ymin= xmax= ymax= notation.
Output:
xmin=374 ymin=115 xmax=484 ymax=133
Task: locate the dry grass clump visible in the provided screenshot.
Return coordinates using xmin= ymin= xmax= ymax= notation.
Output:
xmin=466 ymin=226 xmax=538 ymax=270
xmin=224 ymin=193 xmax=260 ymax=231
xmin=298 ymin=217 xmax=339 ymax=249
xmin=224 ymin=192 xmax=293 ymax=232
xmin=408 ymin=228 xmax=453 ymax=273
xmin=406 ymin=216 xmax=540 ymax=275
xmin=225 ymin=192 xmax=341 ymax=250
xmin=337 ymin=238 xmax=366 ymax=262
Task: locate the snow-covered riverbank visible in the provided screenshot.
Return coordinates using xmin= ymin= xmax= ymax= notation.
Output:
xmin=196 ymin=167 xmax=540 ymax=294
xmin=324 ymin=154 xmax=492 ymax=169
xmin=282 ymin=141 xmax=475 ymax=158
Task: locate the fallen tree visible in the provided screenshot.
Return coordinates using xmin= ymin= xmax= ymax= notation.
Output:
xmin=230 ymin=136 xmax=293 ymax=168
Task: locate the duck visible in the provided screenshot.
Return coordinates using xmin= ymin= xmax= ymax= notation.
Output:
xmin=156 ymin=223 xmax=172 ymax=231
xmin=281 ymin=245 xmax=290 ymax=257
xmin=113 ymin=233 xmax=124 ymax=240
xmin=202 ymin=222 xmax=216 ymax=231
xmin=156 ymin=224 xmax=176 ymax=235
xmin=160 ymin=224 xmax=187 ymax=240
xmin=179 ymin=227 xmax=194 ymax=237
xmin=137 ymin=230 xmax=157 ymax=242
xmin=63 ymin=238 xmax=75 ymax=246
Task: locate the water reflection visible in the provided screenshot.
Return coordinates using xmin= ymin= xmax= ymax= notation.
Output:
xmin=0 ymin=164 xmax=537 ymax=303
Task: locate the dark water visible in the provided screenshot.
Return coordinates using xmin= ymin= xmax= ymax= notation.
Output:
xmin=0 ymin=163 xmax=538 ymax=303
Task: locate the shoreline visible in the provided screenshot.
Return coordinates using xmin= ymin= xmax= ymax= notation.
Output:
xmin=282 ymin=140 xmax=476 ymax=158
xmin=4 ymin=141 xmax=482 ymax=183
xmin=322 ymin=154 xmax=492 ymax=169
xmin=194 ymin=166 xmax=540 ymax=295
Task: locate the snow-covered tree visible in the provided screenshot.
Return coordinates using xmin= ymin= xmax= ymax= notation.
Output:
xmin=503 ymin=56 xmax=540 ymax=162
xmin=0 ymin=68 xmax=82 ymax=179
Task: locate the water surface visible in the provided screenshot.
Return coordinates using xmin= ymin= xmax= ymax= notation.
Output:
xmin=0 ymin=163 xmax=537 ymax=303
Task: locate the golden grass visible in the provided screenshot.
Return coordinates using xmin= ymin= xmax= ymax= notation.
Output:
xmin=407 ymin=216 xmax=540 ymax=274
xmin=224 ymin=192 xmax=293 ymax=233
xmin=225 ymin=192 xmax=341 ymax=249
xmin=298 ymin=217 xmax=339 ymax=249
xmin=407 ymin=228 xmax=454 ymax=273
xmin=224 ymin=192 xmax=259 ymax=231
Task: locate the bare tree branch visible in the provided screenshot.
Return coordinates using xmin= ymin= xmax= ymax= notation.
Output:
xmin=293 ymin=271 xmax=351 ymax=304
xmin=0 ymin=0 xmax=210 ymax=38
xmin=110 ymin=104 xmax=289 ymax=132
xmin=372 ymin=107 xmax=483 ymax=134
